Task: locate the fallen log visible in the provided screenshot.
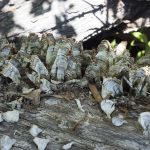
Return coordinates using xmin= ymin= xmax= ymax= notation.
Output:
xmin=0 ymin=96 xmax=150 ymax=150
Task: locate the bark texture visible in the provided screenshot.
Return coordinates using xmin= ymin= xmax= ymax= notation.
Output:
xmin=0 ymin=96 xmax=150 ymax=150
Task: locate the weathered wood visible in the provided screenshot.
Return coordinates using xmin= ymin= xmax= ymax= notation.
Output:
xmin=0 ymin=96 xmax=150 ymax=150
xmin=0 ymin=0 xmax=149 ymax=41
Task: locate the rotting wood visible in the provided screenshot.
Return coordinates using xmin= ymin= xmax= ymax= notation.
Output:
xmin=0 ymin=96 xmax=150 ymax=150
xmin=0 ymin=78 xmax=150 ymax=149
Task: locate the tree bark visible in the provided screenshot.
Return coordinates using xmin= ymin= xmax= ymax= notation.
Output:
xmin=0 ymin=96 xmax=150 ymax=150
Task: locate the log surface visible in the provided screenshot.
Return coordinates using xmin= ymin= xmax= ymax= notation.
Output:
xmin=0 ymin=0 xmax=149 ymax=41
xmin=0 ymin=95 xmax=150 ymax=150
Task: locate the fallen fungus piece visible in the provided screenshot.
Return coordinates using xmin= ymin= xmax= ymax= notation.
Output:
xmin=101 ymin=77 xmax=123 ymax=99
xmin=100 ymin=99 xmax=115 ymax=119
xmin=0 ymin=135 xmax=16 ymax=150
xmin=75 ymin=99 xmax=85 ymax=113
xmin=1 ymin=62 xmax=21 ymax=84
xmin=29 ymin=124 xmax=43 ymax=137
xmin=112 ymin=114 xmax=127 ymax=126
xmin=62 ymin=141 xmax=75 ymax=150
xmin=33 ymin=137 xmax=49 ymax=150
xmin=2 ymin=110 xmax=19 ymax=123
xmin=138 ymin=112 xmax=150 ymax=137
xmin=89 ymin=84 xmax=102 ymax=102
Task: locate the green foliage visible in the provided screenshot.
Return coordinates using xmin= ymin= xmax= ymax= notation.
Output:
xmin=110 ymin=39 xmax=116 ymax=49
xmin=130 ymin=32 xmax=150 ymax=59
xmin=148 ymin=41 xmax=150 ymax=47
xmin=130 ymin=40 xmax=135 ymax=46
xmin=137 ymin=50 xmax=145 ymax=58
xmin=132 ymin=32 xmax=148 ymax=43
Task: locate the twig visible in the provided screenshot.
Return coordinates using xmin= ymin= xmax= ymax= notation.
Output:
xmin=89 ymin=84 xmax=102 ymax=102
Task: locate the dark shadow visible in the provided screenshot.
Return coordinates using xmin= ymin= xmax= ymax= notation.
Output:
xmin=30 ymin=0 xmax=52 ymax=16
xmin=29 ymin=0 xmax=105 ymax=38
xmin=0 ymin=11 xmax=14 ymax=35
xmin=83 ymin=0 xmax=150 ymax=49
xmin=106 ymin=0 xmax=119 ymax=19
xmin=0 ymin=0 xmax=10 ymax=10
xmin=0 ymin=0 xmax=24 ymax=36
xmin=49 ymin=2 xmax=105 ymax=37
xmin=55 ymin=14 xmax=76 ymax=37
xmin=0 ymin=11 xmax=24 ymax=35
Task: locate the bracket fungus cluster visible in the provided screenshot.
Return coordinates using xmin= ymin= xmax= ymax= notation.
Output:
xmin=0 ymin=32 xmax=150 ymax=137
